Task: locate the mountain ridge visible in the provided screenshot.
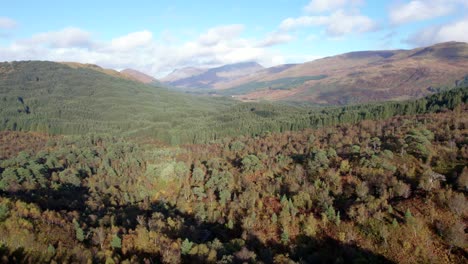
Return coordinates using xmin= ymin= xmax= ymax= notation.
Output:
xmin=160 ymin=67 xmax=207 ymax=82
xmin=3 ymin=60 xmax=466 ymax=145
xmin=120 ymin=68 xmax=159 ymax=84
xmin=215 ymin=41 xmax=468 ymax=104
xmin=163 ymin=61 xmax=264 ymax=89
xmin=6 ymin=42 xmax=467 ymax=106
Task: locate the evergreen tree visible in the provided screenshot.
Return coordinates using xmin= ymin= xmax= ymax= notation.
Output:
xmin=111 ymin=235 xmax=122 ymax=249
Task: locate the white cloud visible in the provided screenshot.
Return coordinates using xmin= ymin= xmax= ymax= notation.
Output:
xmin=110 ymin=30 xmax=153 ymax=51
xmin=326 ymin=11 xmax=376 ymax=36
xmin=280 ymin=10 xmax=376 ymax=36
xmin=305 ymin=0 xmax=348 ymax=13
xmin=198 ymin=25 xmax=244 ymax=46
xmin=389 ymin=0 xmax=465 ymax=25
xmin=389 ymin=1 xmax=450 ymax=24
xmin=304 ymin=0 xmax=363 ymax=13
xmin=0 ymin=17 xmax=16 ymax=29
xmin=407 ymin=17 xmax=468 ymax=46
xmin=280 ymin=16 xmax=328 ymax=30
xmin=17 ymin=27 xmax=92 ymax=48
xmin=0 ymin=25 xmax=297 ymax=78
xmin=178 ymin=26 xmax=268 ymax=68
xmin=257 ymin=32 xmax=294 ymax=47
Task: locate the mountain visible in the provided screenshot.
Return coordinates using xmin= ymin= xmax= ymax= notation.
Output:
xmin=60 ymin=62 xmax=134 ymax=81
xmin=163 ymin=62 xmax=264 ymax=89
xmin=0 ymin=60 xmax=237 ymax=143
xmin=160 ymin=67 xmax=207 ymax=83
xmin=3 ymin=60 xmax=466 ymax=145
xmin=120 ymin=68 xmax=159 ymax=84
xmin=216 ymin=42 xmax=468 ymax=104
xmin=60 ymin=63 xmax=159 ymax=85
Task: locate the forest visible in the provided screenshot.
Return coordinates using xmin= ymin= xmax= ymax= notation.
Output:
xmin=0 ymin=83 xmax=466 ymax=263
xmin=1 ymin=61 xmax=467 ymax=145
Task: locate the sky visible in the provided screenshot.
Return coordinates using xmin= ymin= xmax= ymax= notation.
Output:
xmin=0 ymin=0 xmax=467 ymax=77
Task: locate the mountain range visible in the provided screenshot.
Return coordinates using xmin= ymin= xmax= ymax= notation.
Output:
xmin=59 ymin=42 xmax=468 ymax=106
xmin=161 ymin=41 xmax=468 ymax=104
xmin=2 ymin=59 xmax=466 ymax=145
xmin=1 ymin=42 xmax=466 ymax=109
xmin=162 ymin=62 xmax=264 ymax=89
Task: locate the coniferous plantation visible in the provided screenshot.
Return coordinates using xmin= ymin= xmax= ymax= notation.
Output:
xmin=0 ymin=58 xmax=467 ymax=263
xmin=2 ymin=61 xmax=467 ymax=144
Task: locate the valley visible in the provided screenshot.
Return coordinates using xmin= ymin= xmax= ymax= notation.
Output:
xmin=163 ymin=42 xmax=468 ymax=105
xmin=0 ymin=26 xmax=466 ymax=263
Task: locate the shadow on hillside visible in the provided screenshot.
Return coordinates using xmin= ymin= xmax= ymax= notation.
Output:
xmin=112 ymin=200 xmax=395 ymax=264
xmin=0 ymin=246 xmax=28 ymax=263
xmin=2 ymin=186 xmax=394 ymax=263
xmin=293 ymin=235 xmax=395 ymax=264
xmin=2 ymin=184 xmax=89 ymax=211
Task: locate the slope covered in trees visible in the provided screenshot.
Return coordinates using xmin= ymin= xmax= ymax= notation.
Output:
xmin=0 ymin=60 xmax=467 ymax=263
xmin=0 ymin=100 xmax=466 ymax=263
xmin=1 ymin=61 xmax=467 ymax=145
xmin=0 ymin=61 xmax=236 ymax=143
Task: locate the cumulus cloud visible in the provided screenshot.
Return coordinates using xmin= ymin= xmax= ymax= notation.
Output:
xmin=109 ymin=30 xmax=153 ymax=51
xmin=406 ymin=17 xmax=468 ymax=46
xmin=304 ymin=0 xmax=363 ymax=13
xmin=178 ymin=26 xmax=268 ymax=68
xmin=0 ymin=25 xmax=294 ymax=77
xmin=198 ymin=25 xmax=244 ymax=46
xmin=0 ymin=17 xmax=16 ymax=29
xmin=389 ymin=0 xmax=466 ymax=25
xmin=257 ymin=32 xmax=294 ymax=47
xmin=389 ymin=1 xmax=450 ymax=24
xmin=280 ymin=16 xmax=328 ymax=30
xmin=16 ymin=27 xmax=92 ymax=48
xmin=305 ymin=0 xmax=348 ymax=13
xmin=280 ymin=10 xmax=376 ymax=36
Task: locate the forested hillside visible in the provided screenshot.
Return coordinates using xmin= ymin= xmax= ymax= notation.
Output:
xmin=0 ymin=102 xmax=466 ymax=263
xmin=0 ymin=61 xmax=236 ymax=143
xmin=1 ymin=61 xmax=467 ymax=145
xmin=1 ymin=0 xmax=467 ymax=263
xmin=0 ymin=60 xmax=467 ymax=263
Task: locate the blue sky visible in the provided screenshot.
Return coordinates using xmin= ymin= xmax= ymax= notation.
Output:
xmin=1 ymin=0 xmax=467 ymax=77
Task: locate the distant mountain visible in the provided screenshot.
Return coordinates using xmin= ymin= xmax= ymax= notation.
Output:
xmin=1 ymin=60 xmax=467 ymax=145
xmin=120 ymin=68 xmax=159 ymax=84
xmin=216 ymin=42 xmax=468 ymax=104
xmin=163 ymin=62 xmax=264 ymax=89
xmin=161 ymin=67 xmax=207 ymax=83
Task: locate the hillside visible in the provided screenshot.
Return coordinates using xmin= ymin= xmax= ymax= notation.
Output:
xmin=60 ymin=63 xmax=159 ymax=85
xmin=120 ymin=68 xmax=159 ymax=84
xmin=163 ymin=62 xmax=264 ymax=89
xmin=2 ymin=2 xmax=467 ymax=263
xmin=59 ymin=62 xmax=137 ymax=81
xmin=1 ymin=60 xmax=467 ymax=145
xmin=216 ymin=42 xmax=468 ymax=104
xmin=0 ymin=103 xmax=466 ymax=263
xmin=0 ymin=61 xmax=467 ymax=264
xmin=0 ymin=61 xmax=236 ymax=143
